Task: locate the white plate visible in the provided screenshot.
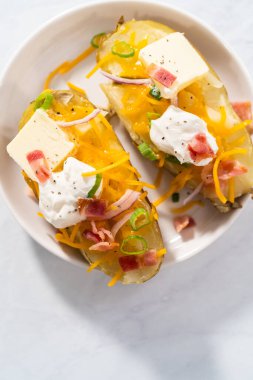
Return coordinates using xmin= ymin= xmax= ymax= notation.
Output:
xmin=0 ymin=0 xmax=252 ymax=266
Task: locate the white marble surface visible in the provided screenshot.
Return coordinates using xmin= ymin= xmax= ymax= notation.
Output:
xmin=1 ymin=0 xmax=253 ymax=379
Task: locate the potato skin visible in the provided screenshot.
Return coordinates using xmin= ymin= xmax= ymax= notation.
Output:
xmin=98 ymin=20 xmax=253 ymax=212
xmin=20 ymin=89 xmax=164 ymax=284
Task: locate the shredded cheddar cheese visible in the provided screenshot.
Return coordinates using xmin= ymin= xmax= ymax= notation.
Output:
xmin=213 ymin=154 xmax=227 ymax=204
xmin=82 ymin=155 xmax=130 ymax=176
xmin=124 ymin=180 xmax=156 ymax=189
xmin=171 ymin=200 xmax=204 ymax=214
xmin=70 ymin=223 xmax=80 ymax=242
xmin=228 ymin=177 xmax=235 ymax=203
xmin=157 ymin=248 xmax=167 ymax=257
xmin=44 ymin=62 xmax=68 ymax=90
xmin=44 ymin=46 xmax=95 ymax=89
xmin=107 ymin=270 xmax=123 ymax=287
xmin=56 ymin=233 xmax=89 ymax=249
xmin=86 ymin=53 xmax=113 ymax=78
xmin=213 ymin=148 xmax=247 ymax=203
xmin=153 ymin=168 xmax=193 ymax=207
xmin=154 ymin=168 xmax=164 ymax=188
xmin=158 ymin=152 xmax=165 ymax=168
xmin=67 ymin=81 xmax=86 ymax=94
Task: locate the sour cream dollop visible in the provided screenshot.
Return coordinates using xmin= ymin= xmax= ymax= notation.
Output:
xmin=150 ymin=106 xmax=218 ymax=166
xmin=39 ymin=157 xmax=102 ymax=229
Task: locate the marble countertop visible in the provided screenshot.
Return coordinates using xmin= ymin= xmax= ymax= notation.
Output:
xmin=1 ymin=0 xmax=253 ymax=379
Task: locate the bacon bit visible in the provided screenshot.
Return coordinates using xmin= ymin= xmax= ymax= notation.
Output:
xmin=26 ymin=149 xmax=50 ymax=183
xmin=100 ymin=228 xmax=114 ymax=242
xmin=201 ymin=160 xmax=247 ymax=184
xmin=83 ymin=230 xmax=101 ymax=243
xmin=142 ymin=249 xmax=158 ymax=267
xmin=78 ymin=198 xmax=107 ymax=219
xmin=218 ymin=160 xmax=248 ymax=180
xmin=119 ymin=249 xmax=158 ymax=272
xmin=148 ymin=64 xmax=177 ymax=87
xmin=85 ymin=221 xmax=116 ymax=248
xmin=188 ymin=133 xmax=215 ymax=163
xmin=232 ymin=102 xmax=252 ymax=123
xmin=173 ymin=215 xmax=196 ymax=233
xmin=89 ymin=242 xmax=119 ymax=251
xmin=119 ymin=255 xmax=139 ymax=272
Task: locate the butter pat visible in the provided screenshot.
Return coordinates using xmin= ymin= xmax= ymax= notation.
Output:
xmin=139 ymin=32 xmax=209 ymax=98
xmin=7 ymin=109 xmax=75 ymax=181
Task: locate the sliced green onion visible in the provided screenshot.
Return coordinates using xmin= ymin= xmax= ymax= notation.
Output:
xmin=149 ymin=85 xmax=161 ymax=100
xmin=147 ymin=112 xmax=161 ymax=121
xmin=90 ymin=32 xmax=106 ymax=48
xmin=130 ymin=208 xmax=150 ymax=231
xmin=166 ymin=154 xmax=191 ymax=167
xmin=34 ymin=91 xmax=53 ymax=111
xmin=87 ymin=174 xmax=102 ymax=198
xmin=138 ymin=142 xmax=158 ymax=161
xmin=172 ymin=193 xmax=180 ymax=203
xmin=120 ymin=235 xmax=147 ymax=255
xmin=166 ymin=154 xmax=181 ymax=165
xmin=111 ymin=41 xmax=135 ymax=58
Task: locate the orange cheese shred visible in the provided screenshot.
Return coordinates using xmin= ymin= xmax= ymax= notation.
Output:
xmin=70 ymin=223 xmax=80 ymax=242
xmin=153 ymin=168 xmax=192 ymax=207
xmin=67 ymin=81 xmax=86 ymax=94
xmin=82 ymin=155 xmax=130 ymax=176
xmin=44 ymin=62 xmax=68 ymax=90
xmin=228 ymin=177 xmax=235 ymax=203
xmin=213 ymin=148 xmax=247 ymax=204
xmin=107 ymin=270 xmax=123 ymax=287
xmin=44 ymin=45 xmax=95 ymax=89
xmin=154 ymin=168 xmax=164 ymax=188
xmin=171 ymin=200 xmax=204 ymax=214
xmin=157 ymin=248 xmax=167 ymax=257
xmin=124 ymin=180 xmax=156 ymax=189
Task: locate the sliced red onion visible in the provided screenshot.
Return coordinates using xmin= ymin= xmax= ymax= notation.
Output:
xmin=100 ymin=227 xmax=114 ymax=242
xmin=103 ymin=190 xmax=140 ymax=220
xmin=182 ymin=182 xmax=203 ymax=206
xmin=57 ymin=109 xmax=101 ymax=127
xmin=89 ymin=241 xmax=119 ymax=251
xmin=111 ymin=212 xmax=133 ymax=238
xmin=100 ymin=70 xmax=152 ymax=85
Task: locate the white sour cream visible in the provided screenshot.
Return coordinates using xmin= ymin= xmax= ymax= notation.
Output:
xmin=39 ymin=157 xmax=102 ymax=229
xmin=150 ymin=106 xmax=218 ymax=166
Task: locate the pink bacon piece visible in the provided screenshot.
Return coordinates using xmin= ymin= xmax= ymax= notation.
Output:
xmin=231 ymin=102 xmax=252 ymax=122
xmin=218 ymin=160 xmax=248 ymax=181
xmin=83 ymin=230 xmax=101 ymax=244
xmin=118 ymin=256 xmax=139 ymax=272
xmin=173 ymin=215 xmax=196 ymax=233
xmin=188 ymin=133 xmax=215 ymax=163
xmin=118 ymin=250 xmax=159 ymax=273
xmin=142 ymin=249 xmax=158 ymax=267
xmin=84 ymin=221 xmax=116 ymax=247
xmin=201 ymin=160 xmax=247 ymax=185
xmin=26 ymin=150 xmax=50 ymax=183
xmin=148 ymin=64 xmax=177 ymax=87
